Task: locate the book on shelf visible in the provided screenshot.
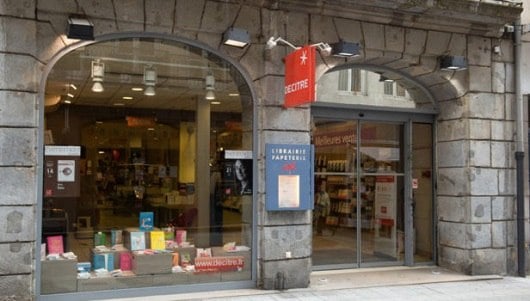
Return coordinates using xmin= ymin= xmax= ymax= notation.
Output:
xmin=94 ymin=232 xmax=106 ymax=246
xmin=111 ymin=229 xmax=123 ymax=246
xmin=139 ymin=211 xmax=154 ymax=231
xmin=120 ymin=252 xmax=132 ymax=271
xmin=46 ymin=235 xmax=64 ymax=254
xmin=150 ymin=231 xmax=165 ymax=250
xmin=93 ymin=252 xmax=114 ymax=271
xmin=130 ymin=231 xmax=146 ymax=250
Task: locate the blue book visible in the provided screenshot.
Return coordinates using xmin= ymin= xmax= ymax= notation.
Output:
xmin=77 ymin=262 xmax=91 ymax=273
xmin=93 ymin=253 xmax=114 ymax=270
xmin=139 ymin=212 xmax=154 ymax=231
xmin=111 ymin=229 xmax=123 ymax=246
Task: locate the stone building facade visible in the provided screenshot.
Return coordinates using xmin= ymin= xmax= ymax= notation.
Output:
xmin=0 ymin=0 xmax=528 ymax=300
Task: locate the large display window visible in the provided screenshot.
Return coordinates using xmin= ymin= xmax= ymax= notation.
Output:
xmin=40 ymin=37 xmax=253 ymax=295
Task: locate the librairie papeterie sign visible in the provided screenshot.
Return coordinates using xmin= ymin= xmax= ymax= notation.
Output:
xmin=265 ymin=144 xmax=314 ymax=211
xmin=283 ymin=45 xmax=316 ymax=108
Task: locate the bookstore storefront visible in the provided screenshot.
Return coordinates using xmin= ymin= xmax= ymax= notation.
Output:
xmin=311 ymin=66 xmax=436 ymax=269
xmin=40 ymin=35 xmax=255 ymax=297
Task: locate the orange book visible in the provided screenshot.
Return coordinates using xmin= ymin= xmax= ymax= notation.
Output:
xmin=172 ymin=252 xmax=179 ymax=266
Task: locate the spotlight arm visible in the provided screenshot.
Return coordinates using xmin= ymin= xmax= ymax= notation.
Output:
xmin=266 ymin=36 xmax=332 ymax=55
xmin=266 ymin=37 xmax=300 ymax=50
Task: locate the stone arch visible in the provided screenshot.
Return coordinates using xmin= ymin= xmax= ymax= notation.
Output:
xmin=39 ymin=31 xmax=258 ymax=113
xmin=314 ymin=56 xmax=467 ymax=113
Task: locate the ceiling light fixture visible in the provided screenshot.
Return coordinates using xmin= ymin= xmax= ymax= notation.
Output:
xmin=67 ymin=16 xmax=94 ymax=40
xmin=143 ymin=65 xmax=157 ymax=96
xmin=379 ymin=76 xmax=394 ymax=82
xmin=222 ymin=27 xmax=250 ymax=48
xmin=91 ymin=59 xmax=105 ymax=93
xmin=439 ymin=55 xmax=467 ymax=71
xmin=331 ymin=40 xmax=361 ymax=57
xmin=131 ymin=87 xmax=143 ymax=92
xmin=69 ymin=83 xmax=77 ymax=90
xmin=205 ymin=72 xmax=215 ymax=100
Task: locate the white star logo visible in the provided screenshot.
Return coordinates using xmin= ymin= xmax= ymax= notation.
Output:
xmin=300 ymin=50 xmax=307 ymax=65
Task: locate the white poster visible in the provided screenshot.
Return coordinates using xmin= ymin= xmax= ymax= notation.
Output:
xmin=57 ymin=160 xmax=75 ymax=182
xmin=374 ymin=176 xmax=397 ymax=258
xmin=278 ymin=175 xmax=300 ymax=208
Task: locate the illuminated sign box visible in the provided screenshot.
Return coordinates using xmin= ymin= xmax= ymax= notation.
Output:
xmin=265 ymin=144 xmax=314 ymax=211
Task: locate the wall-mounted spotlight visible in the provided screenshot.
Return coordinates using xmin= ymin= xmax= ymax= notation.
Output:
xmin=205 ymin=72 xmax=215 ymax=100
xmin=331 ymin=40 xmax=361 ymax=57
xmin=439 ymin=55 xmax=467 ymax=71
xmin=91 ymin=59 xmax=105 ymax=93
xmin=67 ymin=16 xmax=94 ymax=40
xmin=223 ymin=27 xmax=250 ymax=48
xmin=143 ymin=66 xmax=157 ymax=96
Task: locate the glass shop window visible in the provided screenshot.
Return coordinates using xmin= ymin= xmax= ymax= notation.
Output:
xmin=41 ymin=37 xmax=253 ymax=295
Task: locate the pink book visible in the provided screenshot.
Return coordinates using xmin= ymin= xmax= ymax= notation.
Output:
xmin=120 ymin=252 xmax=132 ymax=271
xmin=175 ymin=230 xmax=187 ymax=246
xmin=46 ymin=235 xmax=64 ymax=254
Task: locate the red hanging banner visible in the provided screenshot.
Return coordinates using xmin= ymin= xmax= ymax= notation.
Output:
xmin=283 ymin=45 xmax=316 ymax=108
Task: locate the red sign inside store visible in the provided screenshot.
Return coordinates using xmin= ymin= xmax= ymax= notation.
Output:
xmin=283 ymin=45 xmax=316 ymax=108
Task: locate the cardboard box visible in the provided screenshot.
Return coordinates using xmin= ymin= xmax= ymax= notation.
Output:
xmin=152 ymin=273 xmax=190 ymax=286
xmin=77 ymin=277 xmax=115 ymax=292
xmin=41 ymin=259 xmax=77 ymax=294
xmin=113 ymin=274 xmax=153 ymax=289
xmin=132 ymin=253 xmax=172 ymax=275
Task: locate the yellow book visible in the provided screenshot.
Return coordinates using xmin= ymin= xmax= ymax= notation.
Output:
xmin=150 ymin=231 xmax=165 ymax=250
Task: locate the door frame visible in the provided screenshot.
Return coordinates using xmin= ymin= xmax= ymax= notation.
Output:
xmin=311 ymin=105 xmax=436 ymax=268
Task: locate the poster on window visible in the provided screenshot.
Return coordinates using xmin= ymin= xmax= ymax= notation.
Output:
xmin=57 ymin=160 xmax=76 ymax=182
xmin=374 ymin=175 xmax=397 ymax=258
xmin=44 ymin=145 xmax=81 ymax=198
xmin=223 ymin=150 xmax=253 ymax=196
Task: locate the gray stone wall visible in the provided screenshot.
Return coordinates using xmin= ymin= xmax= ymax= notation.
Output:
xmin=437 ymin=33 xmax=519 ymax=274
xmin=0 ymin=0 xmax=524 ymax=299
xmin=0 ymin=1 xmax=40 ymax=300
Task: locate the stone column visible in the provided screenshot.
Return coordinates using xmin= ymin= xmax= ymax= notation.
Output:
xmin=254 ymin=8 xmax=312 ymax=290
xmin=0 ymin=1 xmax=40 ymax=299
xmin=437 ymin=35 xmax=516 ymax=275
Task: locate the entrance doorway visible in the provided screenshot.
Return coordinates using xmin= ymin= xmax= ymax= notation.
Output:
xmin=312 ymin=65 xmax=435 ymax=269
xmin=312 ymin=118 xmax=433 ymax=268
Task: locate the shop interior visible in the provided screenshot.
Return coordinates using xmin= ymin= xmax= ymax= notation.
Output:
xmin=311 ymin=119 xmax=433 ymax=268
xmin=41 ymin=38 xmax=253 ymax=294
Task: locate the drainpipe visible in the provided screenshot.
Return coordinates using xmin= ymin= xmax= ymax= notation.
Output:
xmin=514 ymin=17 xmax=526 ymax=277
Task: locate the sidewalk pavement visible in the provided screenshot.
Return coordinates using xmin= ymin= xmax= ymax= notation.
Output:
xmin=102 ymin=266 xmax=530 ymax=301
